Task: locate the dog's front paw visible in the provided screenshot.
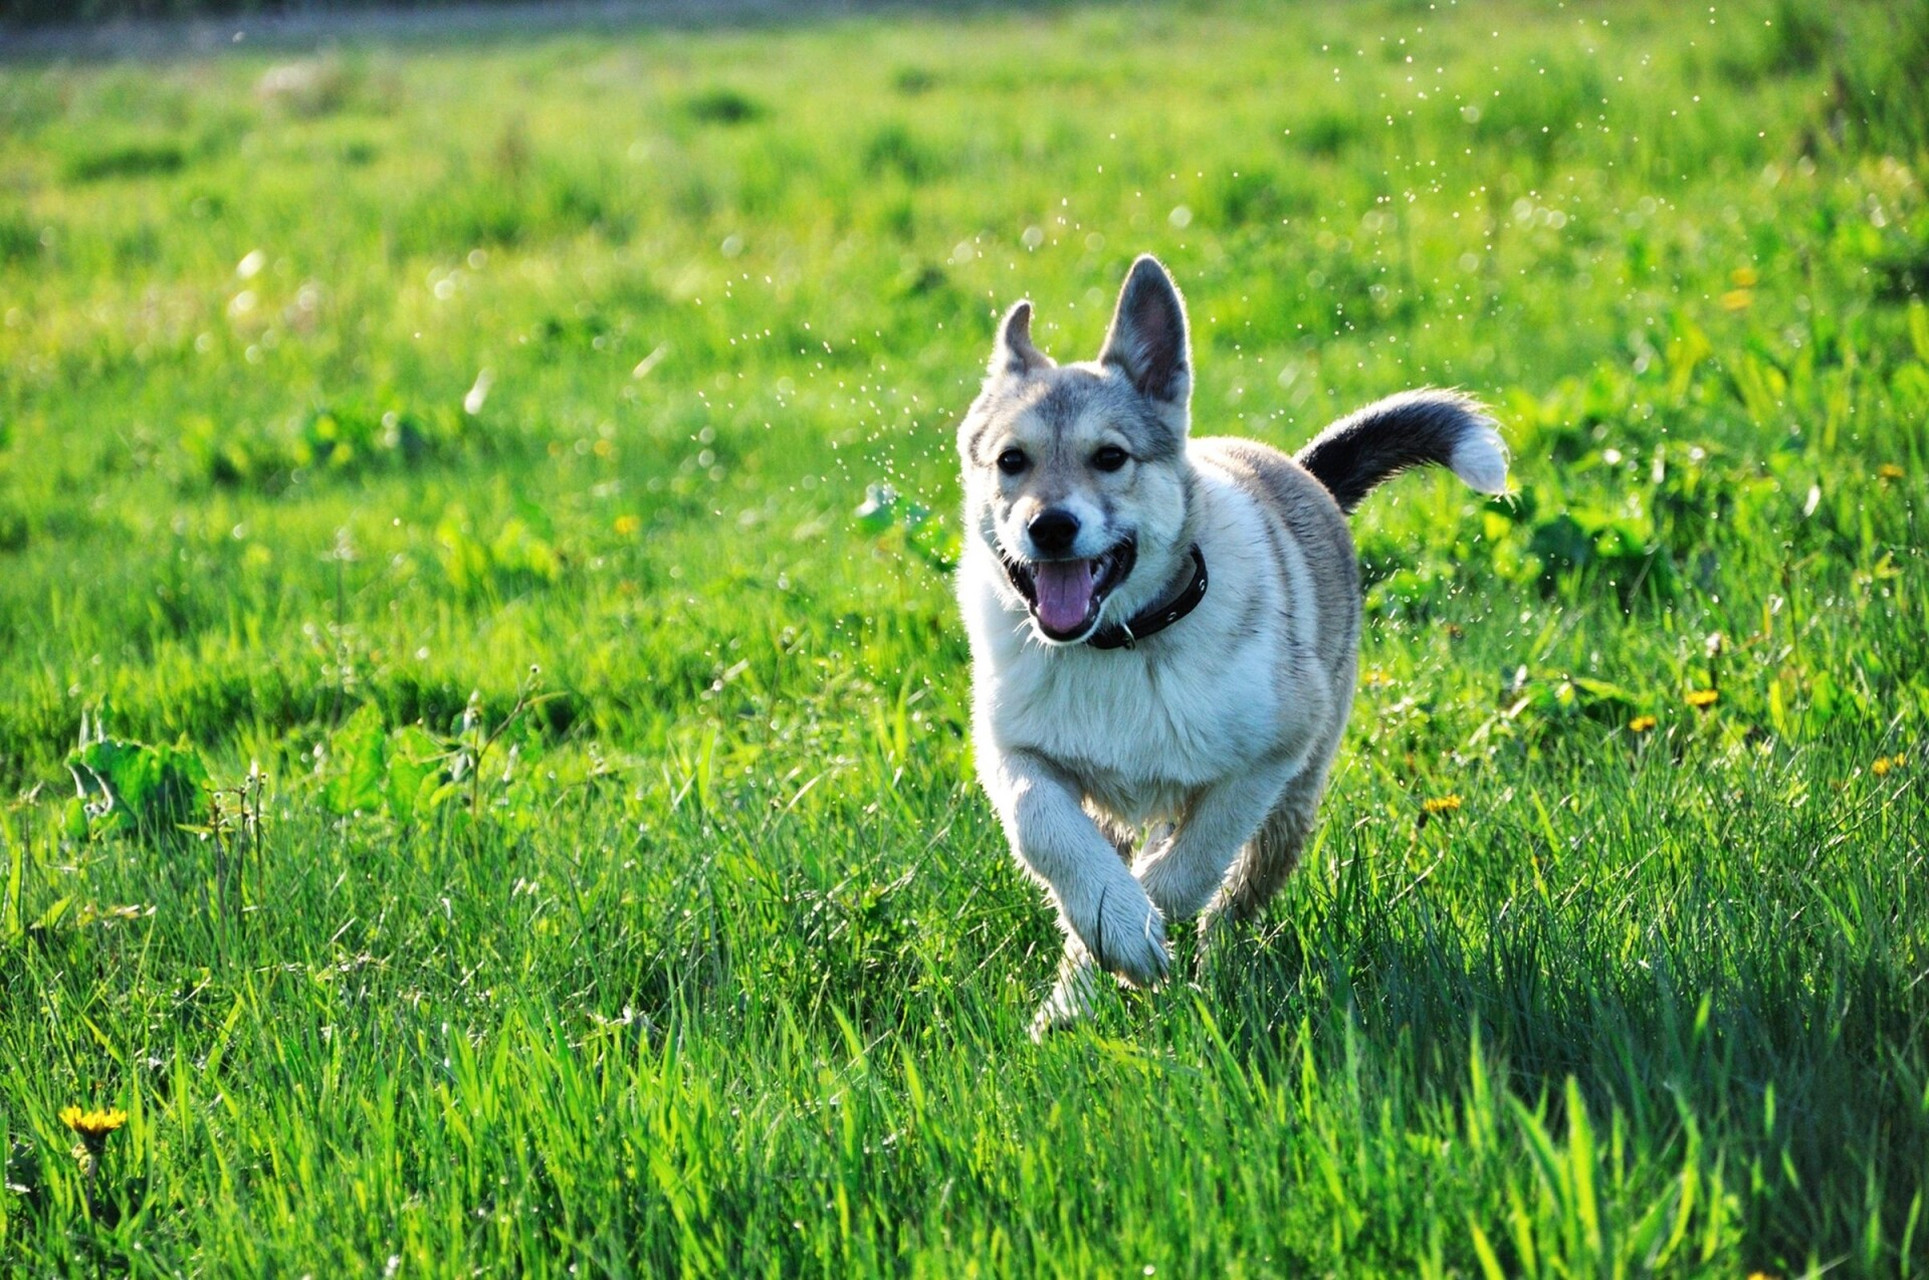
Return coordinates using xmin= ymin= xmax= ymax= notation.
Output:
xmin=1067 ymin=878 xmax=1169 ymax=987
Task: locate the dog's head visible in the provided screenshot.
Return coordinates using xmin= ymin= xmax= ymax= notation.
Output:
xmin=959 ymin=255 xmax=1196 ymax=645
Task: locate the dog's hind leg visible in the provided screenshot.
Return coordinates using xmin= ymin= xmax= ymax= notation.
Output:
xmin=1134 ymin=755 xmax=1303 ymax=924
xmin=1189 ymin=801 xmax=1314 ymax=982
xmin=1198 ymin=775 xmax=1324 ymax=940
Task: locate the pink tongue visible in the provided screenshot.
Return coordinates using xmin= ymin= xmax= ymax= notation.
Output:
xmin=1033 ymin=560 xmax=1095 ymax=634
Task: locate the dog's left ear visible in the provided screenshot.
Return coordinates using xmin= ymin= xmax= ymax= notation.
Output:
xmin=1099 ymin=255 xmax=1191 ymax=406
xmin=988 ymin=300 xmax=1052 ymax=379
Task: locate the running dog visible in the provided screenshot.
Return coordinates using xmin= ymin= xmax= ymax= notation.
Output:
xmin=956 ymin=254 xmax=1507 ymax=1034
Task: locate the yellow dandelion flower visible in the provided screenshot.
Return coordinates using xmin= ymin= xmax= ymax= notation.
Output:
xmin=1730 ymin=266 xmax=1760 ymax=288
xmin=1719 ymin=289 xmax=1753 ymax=312
xmin=613 ymin=514 xmax=641 ymax=536
xmin=1873 ymin=758 xmax=1892 ymax=776
xmin=60 ymin=1106 xmax=127 ymax=1142
xmin=1685 ymin=689 xmax=1719 ymax=709
xmin=1422 ymin=794 xmax=1463 ymax=815
xmin=1878 ymin=463 xmax=1905 ymax=481
xmin=1629 ymin=714 xmax=1657 ymax=733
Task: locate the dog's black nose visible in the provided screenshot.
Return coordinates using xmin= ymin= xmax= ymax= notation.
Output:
xmin=1028 ymin=508 xmax=1081 ymax=556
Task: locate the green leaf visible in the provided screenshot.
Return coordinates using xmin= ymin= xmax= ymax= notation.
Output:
xmin=66 ymin=734 xmax=210 ymax=841
xmin=323 ymin=704 xmax=389 ymax=816
xmin=32 ymin=895 xmax=71 ymax=933
xmin=1908 ymin=299 xmax=1929 ymax=367
xmin=1564 ymin=1077 xmax=1603 ymax=1261
xmin=62 ymin=797 xmax=89 ymax=843
xmin=2 ymin=812 xmax=21 ymax=941
xmin=1466 ymin=1217 xmax=1507 ymax=1280
xmin=385 ymin=724 xmax=449 ymax=823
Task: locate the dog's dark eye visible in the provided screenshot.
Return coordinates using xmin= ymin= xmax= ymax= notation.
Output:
xmin=997 ymin=448 xmax=1029 ymax=475
xmin=1092 ymin=446 xmax=1129 ymax=473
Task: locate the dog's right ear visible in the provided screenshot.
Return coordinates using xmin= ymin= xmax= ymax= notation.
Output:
xmin=988 ymin=300 xmax=1052 ymax=379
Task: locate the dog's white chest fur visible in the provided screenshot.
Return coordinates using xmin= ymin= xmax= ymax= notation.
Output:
xmin=973 ymin=612 xmax=1280 ymax=823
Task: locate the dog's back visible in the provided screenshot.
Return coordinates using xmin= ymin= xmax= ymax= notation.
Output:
xmin=1193 ymin=436 xmax=1362 ymax=681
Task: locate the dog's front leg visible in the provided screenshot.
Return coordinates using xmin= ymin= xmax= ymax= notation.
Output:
xmin=984 ymin=748 xmax=1171 ymax=1000
xmin=1132 ymin=756 xmax=1302 ymax=922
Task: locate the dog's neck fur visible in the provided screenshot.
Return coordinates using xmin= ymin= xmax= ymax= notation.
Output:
xmin=1098 ymin=466 xmax=1200 ymax=632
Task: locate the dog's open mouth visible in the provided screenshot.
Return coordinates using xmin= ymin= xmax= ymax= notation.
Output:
xmin=1002 ymin=538 xmax=1137 ymax=642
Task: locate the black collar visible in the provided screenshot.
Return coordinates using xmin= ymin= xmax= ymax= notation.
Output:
xmin=1087 ymin=545 xmax=1209 ymax=651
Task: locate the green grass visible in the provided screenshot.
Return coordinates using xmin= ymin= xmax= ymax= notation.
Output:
xmin=2 ymin=0 xmax=1927 ymax=1272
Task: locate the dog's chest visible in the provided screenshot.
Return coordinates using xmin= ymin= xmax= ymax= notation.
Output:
xmin=986 ymin=640 xmax=1276 ymax=817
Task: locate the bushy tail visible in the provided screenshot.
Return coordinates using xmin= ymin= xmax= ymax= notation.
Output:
xmin=1295 ymin=388 xmax=1508 ymax=515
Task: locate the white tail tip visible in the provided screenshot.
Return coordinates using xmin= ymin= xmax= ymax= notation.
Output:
xmin=1449 ymin=421 xmax=1510 ymax=496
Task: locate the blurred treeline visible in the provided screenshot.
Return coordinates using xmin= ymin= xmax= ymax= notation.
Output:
xmin=3 ymin=0 xmax=556 ymax=27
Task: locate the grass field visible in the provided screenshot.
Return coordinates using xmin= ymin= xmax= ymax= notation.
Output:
xmin=2 ymin=0 xmax=1927 ymax=1272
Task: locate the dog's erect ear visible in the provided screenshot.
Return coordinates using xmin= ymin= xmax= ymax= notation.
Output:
xmin=1098 ymin=255 xmax=1190 ymax=405
xmin=988 ymin=300 xmax=1052 ymax=379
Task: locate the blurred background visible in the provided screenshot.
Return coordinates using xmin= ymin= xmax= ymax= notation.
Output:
xmin=3 ymin=0 xmax=1921 ymax=785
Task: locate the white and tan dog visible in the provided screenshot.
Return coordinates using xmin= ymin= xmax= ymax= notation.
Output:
xmin=957 ymin=255 xmax=1507 ymax=1034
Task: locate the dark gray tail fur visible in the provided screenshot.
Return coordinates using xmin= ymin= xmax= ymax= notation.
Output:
xmin=1295 ymin=388 xmax=1506 ymax=515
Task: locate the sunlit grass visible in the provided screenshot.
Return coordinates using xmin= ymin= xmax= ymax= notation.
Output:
xmin=1 ymin=0 xmax=1926 ymax=1272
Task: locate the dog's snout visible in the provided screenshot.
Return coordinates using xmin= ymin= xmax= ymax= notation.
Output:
xmin=1028 ymin=508 xmax=1081 ymax=556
